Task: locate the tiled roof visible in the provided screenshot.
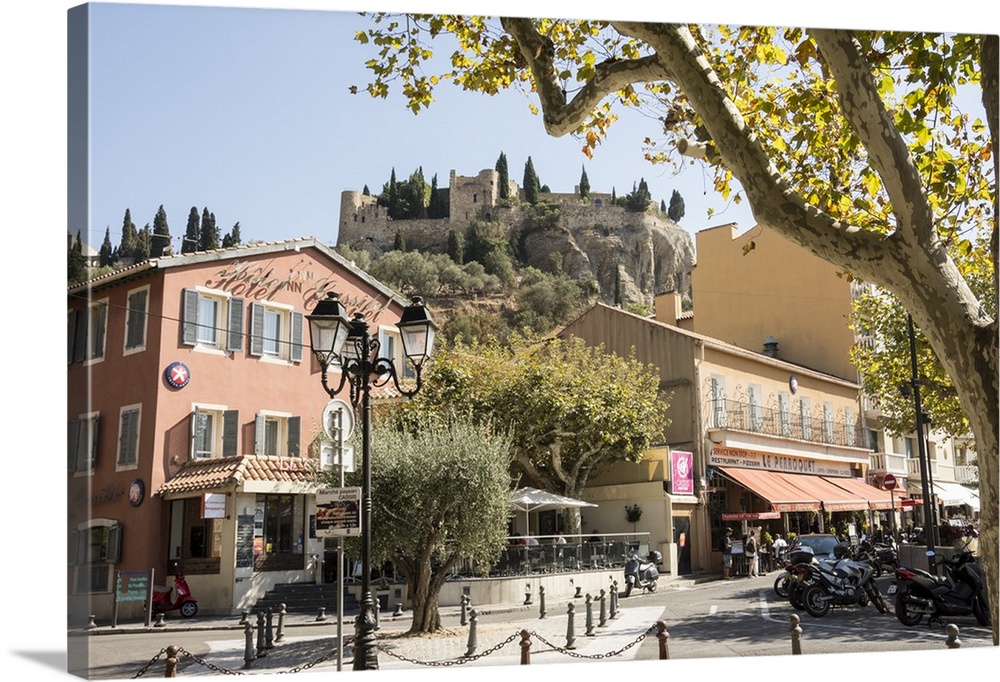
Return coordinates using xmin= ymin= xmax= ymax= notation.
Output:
xmin=156 ymin=455 xmax=321 ymax=496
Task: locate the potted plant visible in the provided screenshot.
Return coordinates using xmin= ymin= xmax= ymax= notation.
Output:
xmin=625 ymin=503 xmax=643 ymax=534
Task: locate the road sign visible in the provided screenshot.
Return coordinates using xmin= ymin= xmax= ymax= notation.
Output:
xmin=882 ymin=473 xmax=897 ymax=491
xmin=322 ymin=399 xmax=355 ymax=442
xmin=320 ymin=442 xmax=355 ymax=472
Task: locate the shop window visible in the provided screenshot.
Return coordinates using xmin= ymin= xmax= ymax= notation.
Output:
xmin=253 ymin=494 xmax=306 ymax=573
xmin=182 ymin=288 xmax=244 ymax=352
xmin=249 ymin=302 xmax=303 ymax=362
xmin=71 ymin=519 xmax=121 ymax=593
xmin=124 ymin=286 xmax=149 ymax=353
xmin=169 ymin=498 xmax=222 ymax=573
xmin=190 ymin=406 xmax=239 ymax=459
xmin=68 ymin=413 xmax=99 ymax=473
xmin=255 ymin=412 xmax=301 ymax=457
xmin=116 ymin=404 xmax=141 ymax=470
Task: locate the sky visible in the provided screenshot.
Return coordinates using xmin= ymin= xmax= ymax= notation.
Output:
xmin=4 ymin=1 xmax=999 ymax=682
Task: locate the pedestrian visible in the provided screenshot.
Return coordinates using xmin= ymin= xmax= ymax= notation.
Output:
xmin=772 ymin=533 xmax=788 ymax=565
xmin=719 ymin=528 xmax=734 ymax=580
xmin=745 ymin=530 xmax=758 ymax=577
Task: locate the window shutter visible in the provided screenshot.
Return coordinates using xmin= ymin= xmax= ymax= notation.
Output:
xmin=254 ymin=414 xmax=265 ymax=456
xmin=182 ymin=289 xmax=199 ymax=345
xmin=189 ymin=410 xmax=197 ymax=459
xmin=88 ymin=415 xmax=100 ymax=470
xmin=126 ymin=289 xmax=148 ymax=348
xmin=223 ymin=410 xmax=239 ymax=456
xmin=108 ymin=524 xmax=122 ymax=564
xmin=76 ymin=529 xmax=88 ymax=564
xmin=76 ymin=417 xmax=92 ymax=472
xmin=287 ymin=416 xmax=301 ymax=457
xmin=92 ymin=304 xmax=107 ymax=359
xmin=68 ymin=310 xmax=79 ymax=364
xmin=68 ymin=419 xmax=82 ymax=472
xmin=227 ymin=298 xmax=244 ymax=353
xmin=249 ymin=303 xmax=265 ymax=356
xmin=290 ymin=312 xmax=303 ymax=363
xmin=74 ymin=309 xmax=88 ymax=363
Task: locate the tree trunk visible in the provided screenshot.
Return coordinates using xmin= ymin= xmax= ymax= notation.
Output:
xmin=406 ymin=561 xmax=443 ymax=633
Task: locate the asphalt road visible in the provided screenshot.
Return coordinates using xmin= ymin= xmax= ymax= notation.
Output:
xmin=73 ymin=573 xmax=995 ymax=679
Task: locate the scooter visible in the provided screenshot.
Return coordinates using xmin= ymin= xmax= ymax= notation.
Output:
xmin=892 ymin=547 xmax=989 ymax=627
xmin=152 ymin=566 xmax=198 ymax=618
xmin=623 ymin=549 xmax=660 ymax=597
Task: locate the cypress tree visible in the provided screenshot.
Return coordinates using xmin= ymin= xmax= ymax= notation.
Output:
xmin=579 ymin=165 xmax=590 ymax=199
xmin=68 ymin=231 xmax=86 ymax=283
xmin=119 ymin=208 xmax=138 ymax=261
xmin=362 ymin=185 xmax=371 ymax=196
xmin=495 ymin=152 xmax=510 ymax=199
xmin=99 ymin=226 xmax=114 ymax=267
xmin=199 ymin=208 xmax=219 ymax=251
xmin=151 ymin=204 xmax=170 ymax=257
xmin=660 ymin=199 xmax=667 ymax=214
xmin=428 ymin=174 xmax=447 ymax=219
xmin=135 ymin=223 xmax=152 ymax=261
xmin=183 ymin=207 xmax=200 ymax=253
xmin=393 ymin=229 xmax=406 ymax=252
xmin=668 ymin=189 xmax=686 ymax=222
xmin=523 ymin=157 xmax=539 ymax=204
xmin=447 ymin=227 xmax=464 ymax=265
xmin=230 ymin=222 xmax=242 ymax=245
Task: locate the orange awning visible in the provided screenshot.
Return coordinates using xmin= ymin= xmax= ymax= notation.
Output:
xmin=822 ymin=476 xmax=902 ymax=511
xmin=717 ymin=467 xmax=821 ymax=512
xmin=775 ymin=472 xmax=870 ymax=512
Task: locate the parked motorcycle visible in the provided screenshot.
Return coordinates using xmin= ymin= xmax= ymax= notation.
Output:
xmin=801 ymin=542 xmax=887 ymax=617
xmin=773 ymin=565 xmax=792 ymax=599
xmin=152 ymin=566 xmax=198 ymax=618
xmin=623 ymin=549 xmax=660 ymax=597
xmin=891 ymin=548 xmax=990 ymax=627
xmin=785 ymin=545 xmax=821 ymax=610
xmin=860 ymin=539 xmax=898 ymax=577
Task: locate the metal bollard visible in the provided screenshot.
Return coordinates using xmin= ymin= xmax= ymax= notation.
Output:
xmin=243 ymin=620 xmax=255 ymax=669
xmin=275 ymin=603 xmax=286 ymax=643
xmin=239 ymin=609 xmax=249 ymax=625
xmin=611 ymin=580 xmax=620 ymax=618
xmin=789 ymin=614 xmax=802 ymax=655
xmin=945 ymin=624 xmax=962 ymax=649
xmin=461 ymin=594 xmax=469 ymax=626
xmin=464 ymin=608 xmax=479 ymax=657
xmin=519 ymin=629 xmax=531 ymax=665
xmin=164 ymin=645 xmax=179 ymax=677
xmin=86 ymin=614 xmax=97 ymax=630
xmin=585 ymin=593 xmax=595 ymax=637
xmin=599 ymin=589 xmax=608 ymax=627
xmin=539 ymin=585 xmax=547 ymax=619
xmin=316 ymin=606 xmax=327 ymax=622
xmin=153 ymin=613 xmax=166 ymax=628
xmin=393 ymin=602 xmax=403 ymax=617
xmin=657 ymin=621 xmax=670 ymax=659
xmin=256 ymin=612 xmax=267 ymax=657
xmin=565 ymin=602 xmax=577 ymax=650
xmin=524 ymin=582 xmax=532 ymax=605
xmin=265 ymin=608 xmax=275 ymax=649
xmin=374 ymin=599 xmax=381 ymax=631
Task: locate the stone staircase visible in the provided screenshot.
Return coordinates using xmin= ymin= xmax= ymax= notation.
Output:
xmin=252 ymin=582 xmax=360 ymax=615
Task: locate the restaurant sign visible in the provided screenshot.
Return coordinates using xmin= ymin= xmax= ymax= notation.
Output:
xmin=670 ymin=450 xmax=695 ymax=495
xmin=709 ymin=446 xmax=851 ymax=477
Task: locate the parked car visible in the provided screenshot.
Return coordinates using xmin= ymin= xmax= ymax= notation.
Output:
xmin=788 ymin=534 xmax=839 ymax=559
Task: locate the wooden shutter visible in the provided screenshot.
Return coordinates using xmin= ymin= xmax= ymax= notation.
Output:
xmin=227 ymin=298 xmax=244 ymax=353
xmin=119 ymin=410 xmax=139 ymax=466
xmin=222 ymin=410 xmax=239 ymax=456
xmin=182 ymin=289 xmax=199 ymax=345
xmin=289 ymin=312 xmax=303 ymax=363
xmin=68 ymin=419 xmax=81 ymax=472
xmin=249 ymin=303 xmax=265 ymax=357
xmin=254 ymin=414 xmax=265 ymax=456
xmin=107 ymin=524 xmax=122 ymax=564
xmin=126 ymin=289 xmax=148 ymax=348
xmin=88 ymin=415 xmax=100 ymax=470
xmin=92 ymin=304 xmax=107 ymax=359
xmin=73 ymin=309 xmax=88 ymax=363
xmin=287 ymin=416 xmax=301 ymax=457
xmin=67 ymin=310 xmax=79 ymax=364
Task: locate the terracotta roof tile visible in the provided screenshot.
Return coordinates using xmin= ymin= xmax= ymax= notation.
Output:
xmin=156 ymin=455 xmax=320 ymax=496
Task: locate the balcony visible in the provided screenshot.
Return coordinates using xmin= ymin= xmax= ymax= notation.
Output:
xmin=906 ymin=456 xmax=938 ymax=480
xmin=869 ymin=451 xmax=908 ymax=477
xmin=954 ymin=465 xmax=979 ymax=485
xmin=706 ymin=398 xmax=865 ymax=449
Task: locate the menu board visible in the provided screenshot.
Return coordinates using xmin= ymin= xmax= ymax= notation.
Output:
xmin=236 ymin=515 xmax=255 ymax=569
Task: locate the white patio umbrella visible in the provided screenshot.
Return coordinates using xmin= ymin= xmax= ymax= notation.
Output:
xmin=508 ymin=487 xmax=598 ymax=536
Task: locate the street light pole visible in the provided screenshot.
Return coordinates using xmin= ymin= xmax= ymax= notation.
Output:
xmin=307 ymin=293 xmax=436 ymax=671
xmin=906 ymin=315 xmax=937 ymax=573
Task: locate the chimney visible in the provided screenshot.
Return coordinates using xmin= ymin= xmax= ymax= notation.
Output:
xmin=762 ymin=336 xmax=780 ymax=358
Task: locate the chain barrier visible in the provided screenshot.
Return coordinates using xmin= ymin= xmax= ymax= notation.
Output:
xmin=377 ymin=630 xmax=522 ymax=667
xmin=531 ymin=623 xmax=657 ymax=660
xmin=176 ymin=647 xmax=247 ymax=675
xmin=131 ymin=648 xmax=168 ymax=678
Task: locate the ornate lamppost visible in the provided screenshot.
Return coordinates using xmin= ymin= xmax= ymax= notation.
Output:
xmin=307 ymin=292 xmax=436 ymax=670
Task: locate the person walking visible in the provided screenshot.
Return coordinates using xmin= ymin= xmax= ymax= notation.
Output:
xmin=719 ymin=528 xmax=734 ymax=579
xmin=745 ymin=530 xmax=759 ymax=578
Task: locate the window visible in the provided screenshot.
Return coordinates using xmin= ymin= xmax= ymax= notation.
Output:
xmin=190 ymin=406 xmax=239 ymax=459
xmin=68 ymin=413 xmax=99 ymax=473
xmin=378 ymin=328 xmax=416 ymax=380
xmin=799 ymin=398 xmax=812 ymax=438
xmin=117 ymin=404 xmax=141 ymax=469
xmin=748 ymin=384 xmax=764 ymax=432
xmin=182 ymin=288 xmax=243 ymax=352
xmin=124 ymin=286 xmax=149 ymax=353
xmin=68 ymin=300 xmax=108 ymax=363
xmin=709 ymin=376 xmax=727 ymax=428
xmin=169 ymin=498 xmax=222 ymax=564
xmin=905 ymin=437 xmax=915 ymax=458
xmin=823 ymin=402 xmax=835 ymax=442
xmin=255 ymin=412 xmax=301 ymax=457
xmin=71 ymin=519 xmax=121 ymax=593
xmin=261 ymin=494 xmax=305 ymax=555
xmin=869 ymin=429 xmax=880 ymax=452
xmin=249 ymin=302 xmax=303 ymax=362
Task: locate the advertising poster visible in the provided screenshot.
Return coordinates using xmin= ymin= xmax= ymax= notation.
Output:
xmin=670 ymin=450 xmax=694 ymax=495
xmin=315 ymin=487 xmax=362 ymax=537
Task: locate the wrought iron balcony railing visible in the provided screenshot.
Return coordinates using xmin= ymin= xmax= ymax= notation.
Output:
xmin=706 ymin=398 xmax=866 ymax=449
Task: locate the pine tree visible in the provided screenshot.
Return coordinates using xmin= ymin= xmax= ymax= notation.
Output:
xmin=363 ymin=185 xmax=371 ymax=196
xmin=150 ymin=204 xmax=170 ymax=257
xmin=183 ymin=207 xmax=200 ymax=253
xmin=199 ymin=208 xmax=219 ymax=251
xmin=668 ymin=189 xmax=686 ymax=222
xmin=523 ymin=157 xmax=539 ymax=204
xmin=99 ymin=226 xmax=114 ymax=267
xmin=495 ymin=152 xmax=510 ymax=199
xmin=579 ymin=165 xmax=590 ymax=199
xmin=68 ymin=231 xmax=86 ymax=283
xmin=119 ymin=208 xmax=138 ymax=262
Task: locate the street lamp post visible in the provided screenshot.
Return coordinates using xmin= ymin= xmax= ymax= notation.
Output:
xmin=307 ymin=292 xmax=436 ymax=670
xmin=903 ymin=315 xmax=937 ymax=573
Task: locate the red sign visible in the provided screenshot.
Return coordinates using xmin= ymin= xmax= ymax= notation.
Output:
xmin=882 ymin=473 xmax=897 ymax=491
xmin=900 ymin=499 xmax=923 ymax=507
xmin=722 ymin=511 xmax=782 ymax=521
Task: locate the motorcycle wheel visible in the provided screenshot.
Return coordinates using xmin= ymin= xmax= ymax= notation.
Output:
xmin=973 ymin=594 xmax=991 ymax=627
xmin=865 ymin=583 xmax=888 ymax=614
xmin=894 ymin=591 xmax=923 ymax=626
xmin=648 ymin=581 xmax=657 ymax=593
xmin=789 ymin=584 xmax=806 ymax=610
xmin=774 ymin=574 xmax=790 ymax=599
xmin=802 ymin=585 xmax=831 ymax=618
xmin=180 ymin=601 xmax=198 ymax=618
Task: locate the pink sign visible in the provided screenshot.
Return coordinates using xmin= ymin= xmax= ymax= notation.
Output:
xmin=671 ymin=450 xmax=694 ymax=495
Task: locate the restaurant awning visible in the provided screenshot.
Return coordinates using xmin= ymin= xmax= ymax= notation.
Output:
xmin=716 ymin=467 xmax=821 ymax=512
xmin=932 ymin=481 xmax=980 ymax=510
xmin=822 ymin=476 xmax=901 ymax=511
xmin=776 ymin=472 xmax=870 ymax=512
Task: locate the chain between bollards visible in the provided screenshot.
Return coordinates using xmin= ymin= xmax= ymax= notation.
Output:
xmin=789 ymin=614 xmax=802 ymax=655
